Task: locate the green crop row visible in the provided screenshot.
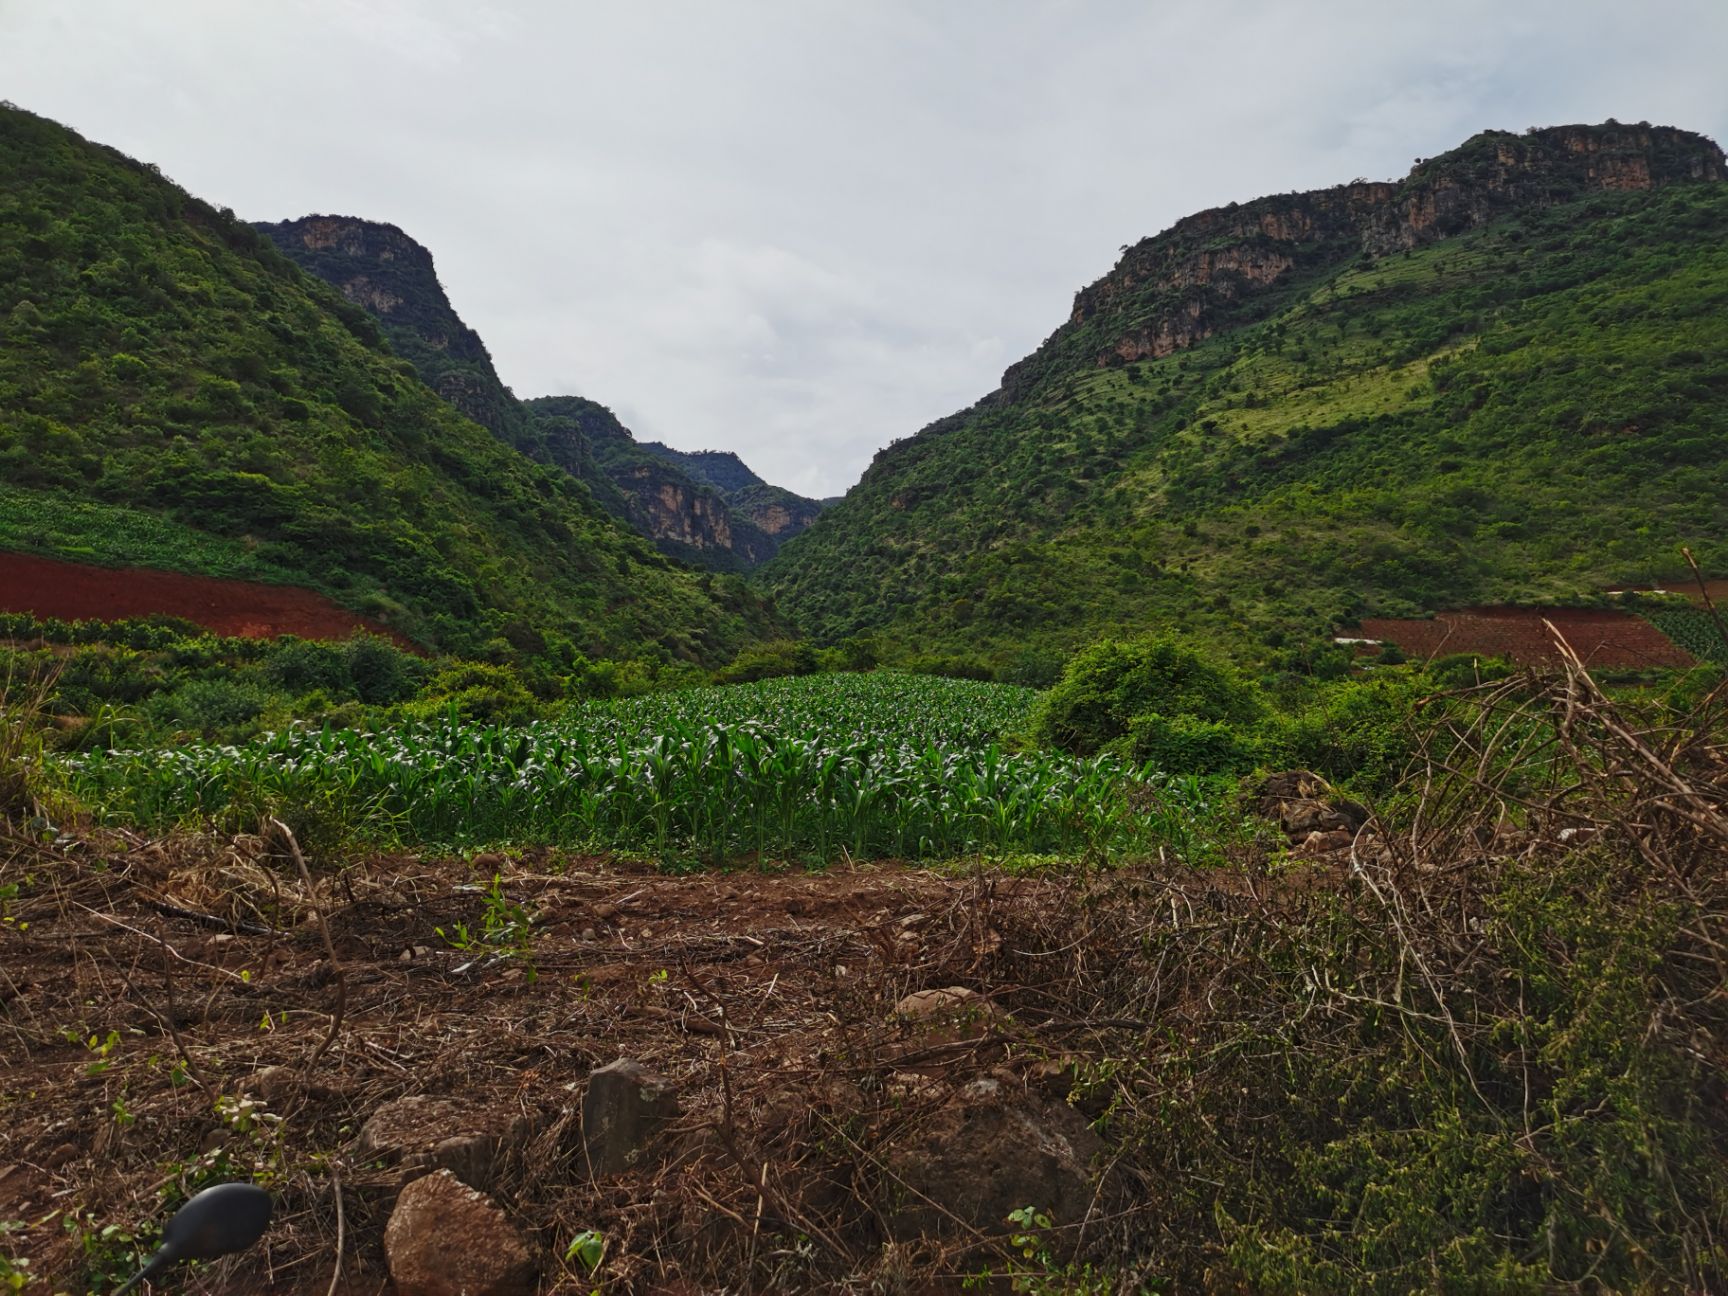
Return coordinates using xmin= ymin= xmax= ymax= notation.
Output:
xmin=1642 ymin=605 xmax=1728 ymax=665
xmin=58 ymin=673 xmax=1232 ymax=863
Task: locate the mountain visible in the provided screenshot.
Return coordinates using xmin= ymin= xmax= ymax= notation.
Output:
xmin=638 ymin=443 xmax=828 ymax=544
xmin=0 ymin=105 xmax=778 ymax=660
xmin=522 ymin=395 xmax=777 ymax=569
xmin=256 ymin=215 xmax=825 ymax=567
xmin=765 ymin=122 xmax=1728 ymax=674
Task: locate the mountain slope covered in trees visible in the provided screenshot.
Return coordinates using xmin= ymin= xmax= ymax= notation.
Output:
xmin=257 ymin=215 xmax=825 ymax=567
xmin=0 ymin=105 xmax=777 ymax=660
xmin=765 ymin=123 xmax=1728 ymax=675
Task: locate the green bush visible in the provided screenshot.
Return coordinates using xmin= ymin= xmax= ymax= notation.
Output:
xmin=1031 ymin=636 xmax=1263 ymax=758
xmin=147 ymin=676 xmax=270 ymax=734
xmin=899 ymin=652 xmax=997 ymax=682
xmin=344 ymin=635 xmax=422 ymax=704
xmin=1265 ymin=673 xmax=1431 ymax=792
xmin=404 ymin=660 xmax=536 ymax=726
xmin=1126 ymin=711 xmax=1260 ymax=775
xmin=715 ymin=639 xmax=819 ymax=684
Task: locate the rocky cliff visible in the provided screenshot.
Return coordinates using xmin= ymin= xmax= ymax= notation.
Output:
xmin=1002 ymin=123 xmax=1725 ymax=388
xmin=639 ymin=445 xmax=827 ymax=544
xmin=255 ymin=216 xmax=520 ymax=436
xmin=257 ymin=216 xmax=822 ymax=568
xmin=526 ymin=397 xmax=779 ymax=568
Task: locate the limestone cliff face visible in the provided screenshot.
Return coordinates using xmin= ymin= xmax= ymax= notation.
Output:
xmin=524 ymin=397 xmax=783 ymax=569
xmin=1011 ymin=123 xmax=1725 ymax=381
xmin=256 ymin=215 xmax=512 ymax=436
xmin=729 ymin=484 xmax=827 ymax=539
xmin=638 ymin=443 xmax=828 ymax=551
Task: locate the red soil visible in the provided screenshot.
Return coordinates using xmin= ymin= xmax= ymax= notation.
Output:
xmin=1357 ymin=606 xmax=1693 ymax=669
xmin=0 ymin=551 xmax=412 ymax=646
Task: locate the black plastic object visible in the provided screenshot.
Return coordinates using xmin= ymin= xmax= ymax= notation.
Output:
xmin=113 ymin=1182 xmax=272 ymax=1294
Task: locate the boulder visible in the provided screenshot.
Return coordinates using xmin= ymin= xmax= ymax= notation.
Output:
xmin=894 ymin=986 xmax=989 ymax=1022
xmin=383 ymin=1169 xmax=537 ymax=1296
xmin=358 ymin=1095 xmax=531 ymax=1191
xmin=881 ymin=1077 xmax=1106 ymax=1253
xmin=582 ymin=1059 xmax=680 ymax=1177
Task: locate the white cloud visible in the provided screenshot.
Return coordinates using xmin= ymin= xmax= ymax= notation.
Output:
xmin=2 ymin=0 xmax=1724 ymax=494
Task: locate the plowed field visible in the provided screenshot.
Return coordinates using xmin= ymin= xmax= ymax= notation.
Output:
xmin=0 ymin=551 xmax=408 ymax=644
xmin=1358 ymin=605 xmax=1693 ymax=668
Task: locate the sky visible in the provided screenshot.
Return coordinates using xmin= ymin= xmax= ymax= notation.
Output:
xmin=2 ymin=1 xmax=1725 ymax=497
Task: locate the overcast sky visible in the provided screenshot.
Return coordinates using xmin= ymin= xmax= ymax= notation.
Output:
xmin=3 ymin=1 xmax=1725 ymax=496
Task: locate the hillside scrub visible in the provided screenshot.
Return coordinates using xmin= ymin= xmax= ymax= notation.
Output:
xmin=0 ymin=613 xmax=694 ymax=750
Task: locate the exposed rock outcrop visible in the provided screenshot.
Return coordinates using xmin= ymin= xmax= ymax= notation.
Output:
xmin=1001 ymin=123 xmax=1726 ymax=386
xmin=582 ymin=1058 xmax=680 ymax=1177
xmin=879 ymin=1077 xmax=1108 ymax=1252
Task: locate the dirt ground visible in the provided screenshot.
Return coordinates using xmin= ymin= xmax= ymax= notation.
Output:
xmin=1 ymin=827 xmax=1154 ymax=1294
xmin=0 ymin=552 xmax=409 ymax=645
xmin=1357 ymin=604 xmax=1693 ymax=668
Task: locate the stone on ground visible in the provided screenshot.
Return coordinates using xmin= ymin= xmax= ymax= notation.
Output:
xmin=383 ymin=1168 xmax=537 ymax=1296
xmin=881 ymin=1077 xmax=1106 ymax=1253
xmin=582 ymin=1058 xmax=680 ymax=1177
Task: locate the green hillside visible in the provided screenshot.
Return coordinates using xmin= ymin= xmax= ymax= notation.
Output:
xmin=0 ymin=106 xmax=777 ymax=661
xmin=765 ymin=124 xmax=1728 ymax=674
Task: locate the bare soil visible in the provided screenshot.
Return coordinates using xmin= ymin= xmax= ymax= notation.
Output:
xmin=0 ymin=552 xmax=409 ymax=645
xmin=1358 ymin=604 xmax=1693 ymax=668
xmin=3 ymin=828 xmax=1196 ymax=1293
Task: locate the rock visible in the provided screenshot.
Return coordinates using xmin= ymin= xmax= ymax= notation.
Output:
xmin=1280 ymin=799 xmax=1348 ymax=837
xmin=383 ymin=1169 xmax=537 ymax=1296
xmin=881 ymin=1078 xmax=1107 ymax=1252
xmin=1255 ymin=769 xmax=1370 ymax=841
xmin=358 ymin=1095 xmax=532 ymax=1191
xmin=250 ymin=1065 xmax=297 ymax=1102
xmin=583 ymin=1059 xmax=679 ymax=1177
xmin=890 ymin=987 xmax=1003 ymax=1063
xmin=894 ymin=986 xmax=984 ymax=1020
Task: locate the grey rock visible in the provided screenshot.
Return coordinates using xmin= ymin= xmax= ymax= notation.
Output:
xmin=358 ymin=1095 xmax=529 ymax=1191
xmin=582 ymin=1059 xmax=679 ymax=1177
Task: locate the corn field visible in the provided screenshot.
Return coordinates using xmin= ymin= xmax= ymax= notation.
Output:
xmin=60 ymin=673 xmax=1223 ymax=862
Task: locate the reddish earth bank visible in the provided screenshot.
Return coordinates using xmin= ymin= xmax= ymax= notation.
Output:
xmin=0 ymin=551 xmax=408 ymax=645
xmin=1358 ymin=606 xmax=1693 ymax=668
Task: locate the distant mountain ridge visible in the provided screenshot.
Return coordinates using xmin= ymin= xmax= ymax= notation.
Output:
xmin=767 ymin=121 xmax=1728 ymax=671
xmin=255 ymin=215 xmax=825 ymax=567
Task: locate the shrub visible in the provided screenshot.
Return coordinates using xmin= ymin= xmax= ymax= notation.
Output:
xmin=715 ymin=640 xmax=819 ymax=685
xmin=404 ymin=660 xmax=535 ymax=726
xmin=899 ymin=653 xmax=997 ymax=682
xmin=1031 ymin=636 xmax=1263 ymax=758
xmin=343 ymin=634 xmax=420 ymax=704
xmin=147 ymin=676 xmax=270 ymax=734
xmin=1264 ymin=673 xmax=1432 ymax=792
xmin=1126 ymin=711 xmax=1260 ymax=775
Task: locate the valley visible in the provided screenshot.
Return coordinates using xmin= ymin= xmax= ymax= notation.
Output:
xmin=1 ymin=97 xmax=1726 ymax=1295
